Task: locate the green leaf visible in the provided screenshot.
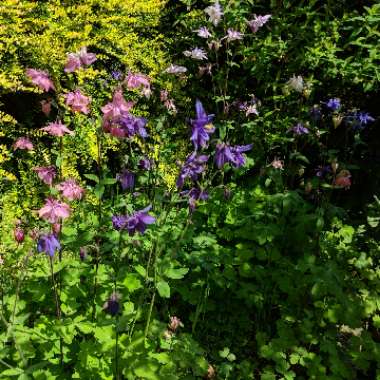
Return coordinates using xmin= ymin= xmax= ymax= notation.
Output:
xmin=1 ymin=368 xmax=24 ymax=377
xmin=94 ymin=184 xmax=105 ymax=199
xmin=123 ymin=274 xmax=142 ymax=293
xmin=84 ymin=174 xmax=99 ymax=183
xmin=156 ymin=281 xmax=170 ymax=298
xmin=164 ymin=267 xmax=189 ymax=280
xmin=101 ymin=177 xmax=117 ymax=185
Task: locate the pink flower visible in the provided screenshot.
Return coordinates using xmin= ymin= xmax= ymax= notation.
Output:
xmin=168 ymin=316 xmax=183 ymax=332
xmin=101 ymin=89 xmax=134 ymax=119
xmin=125 ymin=72 xmax=151 ymax=91
xmin=247 ymin=14 xmax=271 ymax=33
xmin=334 ymin=170 xmax=351 ymax=189
xmin=39 ymin=197 xmax=71 ymax=224
xmin=40 ymin=99 xmax=52 ymax=116
xmin=224 ymin=29 xmax=243 ymax=42
xmin=270 ymin=158 xmax=284 ymax=170
xmin=13 ymin=137 xmax=33 ymax=151
xmin=14 ymin=227 xmax=25 ymax=243
xmin=64 ymin=47 xmax=97 ymax=72
xmin=33 ymin=166 xmax=57 ymax=186
xmin=26 ymin=69 xmax=55 ymax=92
xmin=65 ymin=90 xmax=91 ymax=114
xmin=40 ymin=121 xmax=74 ymax=137
xmin=56 ymin=179 xmax=85 ymax=201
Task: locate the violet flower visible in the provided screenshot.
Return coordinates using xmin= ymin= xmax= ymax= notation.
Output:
xmin=117 ymin=169 xmax=135 ymax=190
xmin=112 ymin=206 xmax=156 ymax=236
xmin=103 ymin=292 xmax=121 ymax=316
xmin=33 ymin=166 xmax=57 ymax=186
xmin=181 ymin=188 xmax=209 ymax=211
xmin=190 ymin=100 xmax=215 ymax=149
xmin=205 ymin=1 xmax=223 ymax=26
xmin=138 ymin=157 xmax=151 ymax=170
xmin=26 ymin=69 xmax=55 ymax=92
xmin=194 ymin=26 xmax=212 ymax=38
xmin=177 ymin=152 xmax=208 ymax=188
xmin=289 ymin=123 xmax=309 ymax=135
xmin=40 ymin=121 xmax=74 ymax=137
xmin=37 ymin=233 xmax=61 ymax=257
xmin=13 ymin=137 xmax=33 ymax=151
xmin=326 ymin=98 xmax=341 ymax=111
xmin=247 ymin=14 xmax=271 ymax=33
xmin=225 ymin=29 xmax=243 ymax=42
xmin=183 ymin=48 xmax=208 ymax=60
xmin=215 ymin=143 xmax=252 ymax=168
xmin=64 ymin=47 xmax=97 ymax=72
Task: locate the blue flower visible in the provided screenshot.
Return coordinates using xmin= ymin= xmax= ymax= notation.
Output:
xmin=215 ymin=143 xmax=252 ymax=168
xmin=190 ymin=100 xmax=215 ymax=149
xmin=176 ymin=152 xmax=208 ymax=188
xmin=117 ymin=169 xmax=135 ymax=190
xmin=289 ymin=123 xmax=309 ymax=135
xmin=326 ymin=98 xmax=341 ymax=111
xmin=37 ymin=234 xmax=61 ymax=257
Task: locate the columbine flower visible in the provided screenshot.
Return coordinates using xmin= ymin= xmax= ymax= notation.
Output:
xmin=347 ymin=111 xmax=375 ymax=130
xmin=125 ymin=72 xmax=151 ymax=93
xmin=103 ymin=292 xmax=121 ymax=316
xmin=38 ymin=197 xmax=71 ymax=224
xmin=205 ymin=1 xmax=223 ymax=26
xmin=164 ymin=64 xmax=188 ymax=75
xmin=326 ymin=98 xmax=341 ymax=111
xmin=113 ymin=206 xmax=156 ymax=235
xmin=14 ymin=227 xmax=25 ymax=243
xmin=247 ymin=14 xmax=271 ymax=33
xmin=40 ymin=121 xmax=74 ymax=137
xmin=56 ymin=179 xmax=85 ymax=201
xmin=190 ymin=100 xmax=215 ymax=149
xmin=138 ymin=157 xmax=152 ymax=170
xmin=286 ymin=75 xmax=304 ymax=93
xmin=64 ymin=47 xmax=97 ymax=72
xmin=289 ymin=123 xmax=309 ymax=135
xmin=215 ymin=143 xmax=252 ymax=168
xmin=356 ymin=112 xmax=374 ymax=125
xmin=225 ymin=29 xmax=243 ymax=42
xmin=334 ymin=170 xmax=351 ymax=189
xmin=64 ymin=90 xmax=91 ymax=114
xmin=195 ymin=26 xmax=212 ymax=38
xmin=168 ymin=316 xmax=183 ymax=332
xmin=117 ymin=169 xmax=135 ymax=190
xmin=33 ymin=166 xmax=57 ymax=186
xmin=37 ymin=233 xmax=60 ymax=257
xmin=270 ymin=158 xmax=284 ymax=170
xmin=112 ymin=215 xmax=128 ymax=231
xmin=40 ymin=99 xmax=52 ymax=116
xmin=111 ymin=70 xmax=123 ymax=80
xmin=101 ymin=89 xmax=134 ymax=120
xmin=13 ymin=137 xmax=33 ymax=151
xmin=183 ymin=48 xmax=208 ymax=60
xmin=181 ymin=188 xmax=209 ymax=211
xmin=177 ymin=152 xmax=209 ymax=188
xmin=315 ymin=165 xmax=331 ymax=178
xmin=26 ymin=69 xmax=55 ymax=92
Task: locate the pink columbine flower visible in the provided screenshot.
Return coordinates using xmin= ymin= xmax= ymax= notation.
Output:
xmin=334 ymin=170 xmax=351 ymax=189
xmin=56 ymin=179 xmax=85 ymax=201
xmin=270 ymin=158 xmax=284 ymax=170
xmin=64 ymin=47 xmax=97 ymax=72
xmin=39 ymin=197 xmax=71 ymax=224
xmin=13 ymin=137 xmax=34 ymax=151
xmin=195 ymin=26 xmax=212 ymax=38
xmin=26 ymin=69 xmax=55 ymax=92
xmin=247 ymin=14 xmax=272 ymax=33
xmin=40 ymin=99 xmax=52 ymax=116
xmin=225 ymin=29 xmax=244 ymax=42
xmin=125 ymin=72 xmax=151 ymax=91
xmin=40 ymin=121 xmax=74 ymax=137
xmin=33 ymin=166 xmax=57 ymax=186
xmin=101 ymin=89 xmax=134 ymax=120
xmin=183 ymin=48 xmax=208 ymax=60
xmin=65 ymin=90 xmax=91 ymax=114
xmin=168 ymin=316 xmax=183 ymax=332
xmin=205 ymin=1 xmax=223 ymax=26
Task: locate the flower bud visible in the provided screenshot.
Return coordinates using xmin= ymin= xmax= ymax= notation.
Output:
xmin=52 ymin=223 xmax=61 ymax=235
xmin=14 ymin=227 xmax=25 ymax=243
xmin=207 ymin=365 xmax=216 ymax=379
xmin=332 ymin=115 xmax=343 ymax=128
xmin=29 ymin=228 xmax=39 ymax=241
xmin=168 ymin=316 xmax=183 ymax=332
xmin=80 ymin=247 xmax=87 ymax=261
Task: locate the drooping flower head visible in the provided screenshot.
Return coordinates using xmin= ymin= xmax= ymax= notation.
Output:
xmin=195 ymin=26 xmax=212 ymax=38
xmin=13 ymin=137 xmax=34 ymax=151
xmin=247 ymin=14 xmax=271 ymax=33
xmin=64 ymin=90 xmax=91 ymax=114
xmin=181 ymin=187 xmax=209 ymax=211
xmin=56 ymin=179 xmax=85 ymax=201
xmin=215 ymin=143 xmax=252 ymax=168
xmin=14 ymin=227 xmax=25 ymax=243
xmin=190 ymin=100 xmax=215 ymax=149
xmin=347 ymin=111 xmax=375 ymax=130
xmin=333 ymin=170 xmax=351 ymax=189
xmin=286 ymin=75 xmax=304 ymax=93
xmin=40 ymin=99 xmax=52 ymax=116
xmin=101 ymin=89 xmax=134 ymax=120
xmin=103 ymin=292 xmax=121 ymax=316
xmin=112 ymin=206 xmax=156 ymax=236
xmin=326 ymin=98 xmax=341 ymax=111
xmin=164 ymin=64 xmax=188 ymax=75
xmin=37 ymin=233 xmax=61 ymax=257
xmin=64 ymin=47 xmax=97 ymax=72
xmin=138 ymin=157 xmax=151 ymax=171
xmin=315 ymin=165 xmax=331 ymax=178
xmin=177 ymin=152 xmax=209 ymax=188
xmin=225 ymin=29 xmax=243 ymax=42
xmin=33 ymin=166 xmax=57 ymax=186
xmin=117 ymin=169 xmax=135 ymax=190
xmin=205 ymin=1 xmax=223 ymax=26
xmin=40 ymin=121 xmax=74 ymax=137
xmin=168 ymin=316 xmax=183 ymax=332
xmin=183 ymin=48 xmax=208 ymax=60
xmin=26 ymin=69 xmax=55 ymax=92
xmin=270 ymin=158 xmax=284 ymax=170
xmin=38 ymin=197 xmax=71 ymax=224
xmin=125 ymin=72 xmax=151 ymax=96
xmin=289 ymin=123 xmax=309 ymax=135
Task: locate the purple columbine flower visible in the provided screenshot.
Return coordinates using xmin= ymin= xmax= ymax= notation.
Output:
xmin=125 ymin=206 xmax=156 ymax=236
xmin=326 ymin=98 xmax=341 ymax=111
xmin=215 ymin=143 xmax=252 ymax=168
xmin=315 ymin=165 xmax=332 ymax=178
xmin=177 ymin=152 xmax=208 ymax=188
xmin=103 ymin=292 xmax=121 ymax=316
xmin=310 ymin=105 xmax=322 ymax=121
xmin=289 ymin=123 xmax=309 ymax=135
xmin=117 ymin=169 xmax=135 ymax=190
xmin=37 ymin=233 xmax=61 ymax=257
xmin=138 ymin=157 xmax=151 ymax=170
xmin=190 ymin=100 xmax=215 ymax=149
xmin=112 ymin=215 xmax=128 ymax=231
xmin=181 ymin=188 xmax=209 ymax=211
xmin=356 ymin=112 xmax=375 ymax=125
xmin=247 ymin=14 xmax=271 ymax=33
xmin=111 ymin=71 xmax=123 ymax=80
